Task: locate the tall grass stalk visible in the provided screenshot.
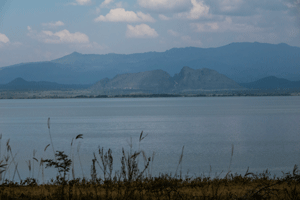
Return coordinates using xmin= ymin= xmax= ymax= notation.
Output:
xmin=0 ymin=133 xmax=2 ymax=181
xmin=138 ymin=131 xmax=148 ymax=170
xmin=77 ymin=142 xmax=85 ymax=178
xmin=70 ymin=137 xmax=74 ymax=180
xmin=32 ymin=149 xmax=37 ymax=179
xmin=69 ymin=134 xmax=83 ymax=180
xmin=175 ymin=145 xmax=184 ymax=179
xmin=0 ymin=134 xmax=2 ymax=158
xmin=12 ymin=163 xmax=18 ymax=181
xmin=47 ymin=117 xmax=56 ymax=162
xmin=26 ymin=160 xmax=31 ymax=178
xmin=225 ymin=144 xmax=234 ymax=179
xmin=150 ymin=151 xmax=155 ymax=178
xmin=37 ymin=144 xmax=50 ymax=183
xmin=94 ymin=146 xmax=113 ymax=180
xmin=6 ymin=140 xmax=21 ymax=181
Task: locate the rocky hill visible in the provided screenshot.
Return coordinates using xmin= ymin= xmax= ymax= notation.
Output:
xmin=173 ymin=67 xmax=242 ymax=91
xmin=91 ymin=67 xmax=242 ymax=93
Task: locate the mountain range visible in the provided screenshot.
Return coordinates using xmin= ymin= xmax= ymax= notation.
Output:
xmin=2 ymin=66 xmax=300 ymax=93
xmin=0 ymin=42 xmax=299 ymax=85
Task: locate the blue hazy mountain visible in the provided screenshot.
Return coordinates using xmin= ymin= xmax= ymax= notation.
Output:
xmin=0 ymin=77 xmax=90 ymax=90
xmin=240 ymin=76 xmax=300 ymax=89
xmin=0 ymin=42 xmax=299 ymax=84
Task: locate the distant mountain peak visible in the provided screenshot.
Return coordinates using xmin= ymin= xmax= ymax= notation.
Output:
xmin=67 ymin=51 xmax=83 ymax=57
xmin=181 ymin=66 xmax=193 ymax=71
xmin=8 ymin=77 xmax=28 ymax=85
xmin=180 ymin=66 xmax=211 ymax=74
xmin=51 ymin=51 xmax=84 ymax=64
xmin=70 ymin=51 xmax=81 ymax=55
xmin=240 ymin=76 xmax=300 ymax=89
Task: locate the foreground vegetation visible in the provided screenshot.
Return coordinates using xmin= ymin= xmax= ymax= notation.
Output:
xmin=0 ymin=168 xmax=300 ymax=200
xmin=0 ymin=119 xmax=299 ymax=199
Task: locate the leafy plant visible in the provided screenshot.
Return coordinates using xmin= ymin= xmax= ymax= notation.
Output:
xmin=44 ymin=151 xmax=72 ymax=182
xmin=44 ymin=151 xmax=72 ymax=200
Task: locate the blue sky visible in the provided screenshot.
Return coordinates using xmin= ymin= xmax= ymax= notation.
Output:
xmin=0 ymin=0 xmax=299 ymax=67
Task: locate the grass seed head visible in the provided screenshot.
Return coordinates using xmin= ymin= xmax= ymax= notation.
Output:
xmin=47 ymin=117 xmax=50 ymax=129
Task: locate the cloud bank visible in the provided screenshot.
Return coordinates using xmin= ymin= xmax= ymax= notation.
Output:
xmin=42 ymin=21 xmax=65 ymax=28
xmin=191 ymin=17 xmax=264 ymax=33
xmin=100 ymin=0 xmax=113 ymax=7
xmin=28 ymin=27 xmax=89 ymax=44
xmin=126 ymin=24 xmax=158 ymax=38
xmin=0 ymin=33 xmax=9 ymax=43
xmin=76 ymin=0 xmax=91 ymax=5
xmin=95 ymin=8 xmax=155 ymax=22
xmin=138 ymin=0 xmax=190 ymax=12
xmin=159 ymin=14 xmax=171 ymax=20
xmin=176 ymin=0 xmax=210 ymax=19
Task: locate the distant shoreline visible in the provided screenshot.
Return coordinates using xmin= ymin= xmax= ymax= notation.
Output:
xmin=0 ymin=89 xmax=299 ymax=99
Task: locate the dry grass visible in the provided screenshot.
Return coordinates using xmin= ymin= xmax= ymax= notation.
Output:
xmin=0 ymin=175 xmax=299 ymax=200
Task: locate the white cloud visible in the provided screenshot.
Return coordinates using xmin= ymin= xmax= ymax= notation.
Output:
xmin=286 ymin=27 xmax=300 ymax=38
xmin=68 ymin=0 xmax=91 ymax=5
xmin=28 ymin=28 xmax=89 ymax=44
xmin=94 ymin=8 xmax=155 ymax=22
xmin=188 ymin=0 xmax=210 ymax=19
xmin=42 ymin=21 xmax=65 ymax=28
xmin=0 ymin=33 xmax=10 ymax=43
xmin=191 ymin=17 xmax=263 ymax=33
xmin=126 ymin=24 xmax=159 ymax=38
xmin=11 ymin=42 xmax=22 ymax=47
xmin=181 ymin=35 xmax=202 ymax=46
xmin=159 ymin=14 xmax=170 ymax=20
xmin=218 ymin=0 xmax=243 ymax=12
xmin=177 ymin=0 xmax=210 ymax=19
xmin=191 ymin=22 xmax=219 ymax=32
xmin=138 ymin=0 xmax=190 ymax=12
xmin=206 ymin=0 xmax=287 ymax=16
xmin=0 ymin=34 xmax=22 ymax=49
xmin=114 ymin=2 xmax=123 ymax=8
xmin=101 ymin=0 xmax=113 ymax=7
xmin=168 ymin=29 xmax=180 ymax=36
xmin=43 ymin=30 xmax=89 ymax=44
xmin=76 ymin=0 xmax=91 ymax=5
xmin=96 ymin=0 xmax=118 ymax=14
xmin=286 ymin=0 xmax=300 ymax=9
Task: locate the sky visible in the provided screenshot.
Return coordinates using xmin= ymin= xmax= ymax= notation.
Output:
xmin=0 ymin=0 xmax=299 ymax=67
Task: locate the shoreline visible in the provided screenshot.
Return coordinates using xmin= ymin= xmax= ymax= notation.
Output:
xmin=0 ymin=89 xmax=299 ymax=99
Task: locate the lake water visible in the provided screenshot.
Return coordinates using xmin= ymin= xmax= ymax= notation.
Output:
xmin=0 ymin=96 xmax=300 ymax=182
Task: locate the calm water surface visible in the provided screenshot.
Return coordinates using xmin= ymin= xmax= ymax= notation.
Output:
xmin=0 ymin=96 xmax=300 ymax=181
